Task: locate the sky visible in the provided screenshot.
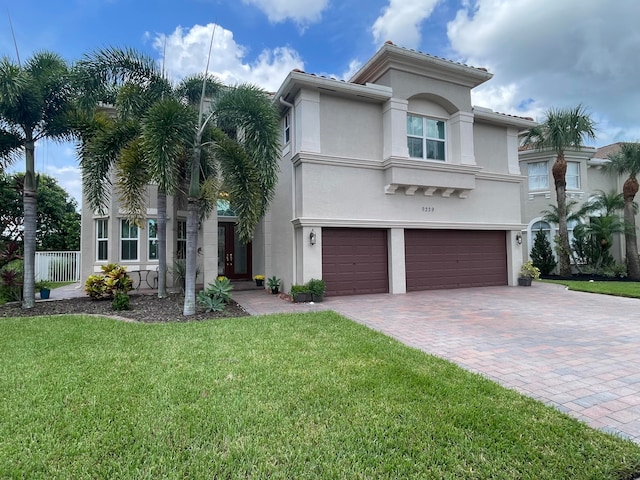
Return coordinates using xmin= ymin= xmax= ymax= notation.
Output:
xmin=2 ymin=0 xmax=639 ymax=206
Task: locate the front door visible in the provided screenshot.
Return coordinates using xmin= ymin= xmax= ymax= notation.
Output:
xmin=218 ymin=222 xmax=252 ymax=280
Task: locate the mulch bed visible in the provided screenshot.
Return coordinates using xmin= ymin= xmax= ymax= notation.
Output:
xmin=0 ymin=293 xmax=250 ymax=323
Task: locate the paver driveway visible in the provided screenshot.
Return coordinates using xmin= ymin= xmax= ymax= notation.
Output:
xmin=235 ymin=282 xmax=640 ymax=442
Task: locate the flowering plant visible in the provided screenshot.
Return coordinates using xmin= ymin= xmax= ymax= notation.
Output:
xmin=253 ymin=274 xmax=265 ymax=281
xmin=519 ymin=261 xmax=541 ymax=279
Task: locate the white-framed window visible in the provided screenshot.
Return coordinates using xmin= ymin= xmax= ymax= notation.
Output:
xmin=176 ymin=220 xmax=186 ymax=259
xmin=528 ymin=161 xmax=549 ymax=191
xmin=120 ymin=219 xmax=139 ymax=261
xmin=531 ymin=220 xmax=552 ymax=245
xmin=407 ymin=114 xmax=446 ymax=161
xmin=96 ymin=218 xmax=108 ymax=261
xmin=566 ymin=161 xmax=580 ymax=190
xmin=283 ymin=112 xmax=291 ymax=144
xmin=148 ymin=219 xmax=158 ymax=261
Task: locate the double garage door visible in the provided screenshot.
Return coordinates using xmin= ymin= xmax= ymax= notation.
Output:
xmin=322 ymin=228 xmax=507 ymax=296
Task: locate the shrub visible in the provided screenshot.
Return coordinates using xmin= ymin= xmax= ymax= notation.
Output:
xmin=0 ymin=259 xmax=23 ymax=303
xmin=307 ymin=278 xmax=326 ymax=299
xmin=111 ymin=291 xmax=130 ymax=311
xmin=519 ymin=261 xmax=541 ymax=280
xmin=530 ymin=230 xmax=556 ymax=275
xmin=197 ymin=277 xmax=234 ymax=312
xmin=196 ymin=292 xmax=226 ymax=312
xmin=85 ymin=263 xmax=132 ymax=300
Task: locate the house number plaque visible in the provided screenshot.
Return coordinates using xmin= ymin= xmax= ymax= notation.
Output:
xmin=421 ymin=206 xmax=435 ymax=213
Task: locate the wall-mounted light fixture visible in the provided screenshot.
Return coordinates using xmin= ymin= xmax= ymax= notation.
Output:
xmin=309 ymin=229 xmax=317 ymax=246
xmin=515 ymin=233 xmax=523 ymax=245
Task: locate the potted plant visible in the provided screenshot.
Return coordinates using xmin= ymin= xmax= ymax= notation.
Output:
xmin=253 ymin=274 xmax=265 ymax=287
xmin=290 ymin=284 xmax=310 ymax=302
xmin=307 ymin=278 xmax=326 ymax=302
xmin=267 ymin=276 xmax=281 ymax=294
xmin=518 ymin=261 xmax=540 ymax=286
xmin=35 ymin=280 xmax=53 ymax=300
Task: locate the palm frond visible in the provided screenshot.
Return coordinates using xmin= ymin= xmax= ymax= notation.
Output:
xmin=115 ymin=137 xmax=151 ymax=223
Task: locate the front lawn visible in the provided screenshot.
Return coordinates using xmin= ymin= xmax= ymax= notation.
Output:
xmin=1 ymin=312 xmax=639 ymax=479
xmin=542 ymin=279 xmax=640 ymax=298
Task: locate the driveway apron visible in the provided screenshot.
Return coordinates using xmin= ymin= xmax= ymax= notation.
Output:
xmin=234 ymin=282 xmax=640 ymax=442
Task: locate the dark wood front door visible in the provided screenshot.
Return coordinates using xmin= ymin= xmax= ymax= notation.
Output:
xmin=218 ymin=222 xmax=252 ymax=280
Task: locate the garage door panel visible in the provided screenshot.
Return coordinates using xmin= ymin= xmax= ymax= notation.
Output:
xmin=322 ymin=228 xmax=389 ymax=296
xmin=405 ymin=230 xmax=507 ymax=291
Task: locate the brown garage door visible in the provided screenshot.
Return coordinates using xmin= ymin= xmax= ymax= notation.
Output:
xmin=405 ymin=229 xmax=507 ymax=291
xmin=322 ymin=228 xmax=389 ymax=296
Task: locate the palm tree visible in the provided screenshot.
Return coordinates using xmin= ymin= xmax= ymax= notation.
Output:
xmin=0 ymin=52 xmax=77 ymax=308
xmin=76 ymin=48 xmax=182 ymax=299
xmin=604 ymin=142 xmax=640 ymax=280
xmin=522 ymin=105 xmax=596 ymax=276
xmin=76 ymin=48 xmax=280 ymax=316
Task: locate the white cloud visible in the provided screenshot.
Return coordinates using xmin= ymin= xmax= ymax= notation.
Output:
xmin=447 ymin=0 xmax=640 ymax=143
xmin=372 ymin=0 xmax=441 ymax=48
xmin=153 ymin=23 xmax=304 ymax=92
xmin=241 ymin=0 xmax=329 ymax=26
xmin=45 ymin=164 xmax=83 ymax=208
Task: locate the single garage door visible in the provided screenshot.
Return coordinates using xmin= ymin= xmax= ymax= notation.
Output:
xmin=405 ymin=229 xmax=507 ymax=291
xmin=322 ymin=228 xmax=389 ymax=296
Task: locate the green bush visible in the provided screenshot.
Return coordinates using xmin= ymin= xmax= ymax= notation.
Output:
xmin=111 ymin=291 xmax=130 ymax=311
xmin=307 ymin=278 xmax=326 ymax=299
xmin=197 ymin=277 xmax=234 ymax=312
xmin=196 ymin=292 xmax=226 ymax=312
xmin=530 ymin=230 xmax=556 ymax=275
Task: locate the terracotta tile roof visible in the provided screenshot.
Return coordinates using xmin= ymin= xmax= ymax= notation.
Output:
xmin=383 ymin=40 xmax=490 ymax=74
xmin=594 ymin=142 xmax=623 ymax=159
xmin=493 ymin=111 xmax=535 ymax=122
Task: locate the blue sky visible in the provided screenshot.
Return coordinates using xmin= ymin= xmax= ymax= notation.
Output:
xmin=2 ymin=0 xmax=639 ymax=206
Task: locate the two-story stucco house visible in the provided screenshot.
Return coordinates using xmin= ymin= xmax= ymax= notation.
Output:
xmin=80 ymin=42 xmax=537 ymax=295
xmin=257 ymin=42 xmax=536 ymax=296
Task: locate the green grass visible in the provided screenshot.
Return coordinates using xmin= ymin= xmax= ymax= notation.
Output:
xmin=1 ymin=312 xmax=639 ymax=479
xmin=542 ymin=279 xmax=640 ymax=298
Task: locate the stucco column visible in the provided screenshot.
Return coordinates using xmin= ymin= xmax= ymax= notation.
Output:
xmin=201 ymin=210 xmax=218 ymax=286
xmin=507 ymin=128 xmax=521 ymax=174
xmin=295 ymin=89 xmax=321 ymax=153
xmin=449 ymin=111 xmax=475 ymax=165
xmin=300 ymin=226 xmax=323 ymax=285
xmin=388 ymin=228 xmax=406 ymax=294
xmin=383 ymin=98 xmax=409 ymax=160
xmin=506 ymin=230 xmax=523 ymax=286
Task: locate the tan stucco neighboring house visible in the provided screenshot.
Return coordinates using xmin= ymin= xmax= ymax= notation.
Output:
xmin=80 ymin=42 xmax=539 ymax=295
xmin=519 ymin=142 xmax=634 ymax=266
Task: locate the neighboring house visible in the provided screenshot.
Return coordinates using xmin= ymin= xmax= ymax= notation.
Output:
xmin=519 ymin=142 xmax=630 ymax=265
xmin=81 ymin=42 xmax=539 ymax=295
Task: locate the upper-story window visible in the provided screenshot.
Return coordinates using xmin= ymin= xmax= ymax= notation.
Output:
xmin=407 ymin=114 xmax=446 ymax=161
xmin=566 ymin=161 xmax=580 ymax=189
xmin=528 ymin=161 xmax=549 ymax=191
xmin=283 ymin=112 xmax=291 ymax=144
xmin=120 ymin=219 xmax=138 ymax=261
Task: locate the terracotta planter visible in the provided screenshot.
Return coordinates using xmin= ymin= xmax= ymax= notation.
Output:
xmin=518 ymin=277 xmax=532 ymax=286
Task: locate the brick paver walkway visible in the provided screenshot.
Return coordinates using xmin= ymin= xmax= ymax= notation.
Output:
xmin=234 ymin=283 xmax=640 ymax=442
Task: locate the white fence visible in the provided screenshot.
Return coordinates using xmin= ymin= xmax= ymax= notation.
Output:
xmin=35 ymin=251 xmax=81 ymax=282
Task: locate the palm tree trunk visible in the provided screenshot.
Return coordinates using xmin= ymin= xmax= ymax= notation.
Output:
xmin=22 ymin=138 xmax=37 ymax=308
xmin=157 ymin=190 xmax=167 ymax=298
xmin=623 ymin=176 xmax=640 ymax=280
xmin=183 ymin=198 xmax=199 ymax=315
xmin=553 ymin=153 xmax=572 ymax=276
